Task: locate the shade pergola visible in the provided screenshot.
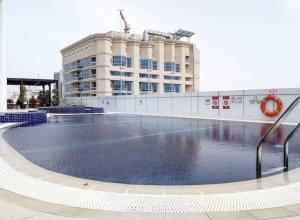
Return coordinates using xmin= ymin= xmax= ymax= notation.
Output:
xmin=7 ymin=78 xmax=59 ymax=104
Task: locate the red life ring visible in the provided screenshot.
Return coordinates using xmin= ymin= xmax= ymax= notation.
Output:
xmin=260 ymin=95 xmax=283 ymax=117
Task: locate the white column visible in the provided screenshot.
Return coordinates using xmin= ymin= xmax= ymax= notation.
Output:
xmin=0 ymin=0 xmax=7 ymax=112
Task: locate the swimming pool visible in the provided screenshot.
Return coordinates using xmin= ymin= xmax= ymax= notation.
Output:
xmin=3 ymin=114 xmax=300 ymax=185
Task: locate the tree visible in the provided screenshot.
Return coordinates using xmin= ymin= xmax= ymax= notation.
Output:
xmin=17 ymin=85 xmax=27 ymax=109
xmin=29 ymin=96 xmax=37 ymax=108
xmin=37 ymin=90 xmax=50 ymax=107
xmin=52 ymin=88 xmax=59 ymax=106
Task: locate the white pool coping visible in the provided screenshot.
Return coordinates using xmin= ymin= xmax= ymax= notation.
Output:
xmin=1 ymin=117 xmax=300 ymax=213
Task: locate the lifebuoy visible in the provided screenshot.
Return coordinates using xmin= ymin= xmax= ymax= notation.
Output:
xmin=260 ymin=95 xmax=283 ymax=117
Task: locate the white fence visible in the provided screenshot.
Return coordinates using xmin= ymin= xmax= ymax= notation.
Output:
xmin=63 ymin=88 xmax=300 ymax=123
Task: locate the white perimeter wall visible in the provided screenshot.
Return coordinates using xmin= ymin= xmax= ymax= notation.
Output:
xmin=63 ymin=88 xmax=300 ymax=124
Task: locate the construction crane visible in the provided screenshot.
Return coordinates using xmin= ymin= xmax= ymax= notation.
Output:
xmin=119 ymin=9 xmax=130 ymax=33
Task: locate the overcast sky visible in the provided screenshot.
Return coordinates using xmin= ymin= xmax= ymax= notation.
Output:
xmin=5 ymin=0 xmax=300 ymax=93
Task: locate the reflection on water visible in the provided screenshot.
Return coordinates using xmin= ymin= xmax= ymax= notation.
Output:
xmin=3 ymin=114 xmax=300 ymax=185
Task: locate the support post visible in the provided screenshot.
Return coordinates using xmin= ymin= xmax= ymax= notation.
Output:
xmin=42 ymin=85 xmax=45 ymax=106
xmin=48 ymin=84 xmax=51 ymax=106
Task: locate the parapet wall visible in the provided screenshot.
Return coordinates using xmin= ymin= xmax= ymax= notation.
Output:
xmin=63 ymin=88 xmax=300 ymax=124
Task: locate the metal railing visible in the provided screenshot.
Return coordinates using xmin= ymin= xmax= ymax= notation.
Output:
xmin=256 ymin=96 xmax=300 ymax=178
xmin=283 ymin=123 xmax=300 ymax=171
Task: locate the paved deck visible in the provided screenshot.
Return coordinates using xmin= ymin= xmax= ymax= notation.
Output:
xmin=1 ymin=122 xmax=300 ymax=219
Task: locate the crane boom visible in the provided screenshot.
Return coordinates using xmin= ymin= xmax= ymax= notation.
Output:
xmin=119 ymin=10 xmax=130 ymax=33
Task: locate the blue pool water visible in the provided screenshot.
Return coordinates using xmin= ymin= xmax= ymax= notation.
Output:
xmin=3 ymin=114 xmax=300 ymax=185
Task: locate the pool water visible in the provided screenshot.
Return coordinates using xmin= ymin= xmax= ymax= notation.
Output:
xmin=3 ymin=114 xmax=300 ymax=185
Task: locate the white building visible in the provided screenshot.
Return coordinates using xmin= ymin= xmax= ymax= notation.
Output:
xmin=61 ymin=30 xmax=200 ymax=97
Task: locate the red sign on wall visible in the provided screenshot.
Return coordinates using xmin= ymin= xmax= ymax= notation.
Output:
xmin=212 ymin=96 xmax=219 ymax=109
xmin=223 ymin=96 xmax=230 ymax=109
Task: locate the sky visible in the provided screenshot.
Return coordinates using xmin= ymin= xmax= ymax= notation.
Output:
xmin=4 ymin=0 xmax=300 ymax=95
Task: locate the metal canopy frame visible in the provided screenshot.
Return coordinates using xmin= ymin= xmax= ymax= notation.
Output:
xmin=173 ymin=29 xmax=195 ymax=40
xmin=7 ymin=78 xmax=58 ymax=86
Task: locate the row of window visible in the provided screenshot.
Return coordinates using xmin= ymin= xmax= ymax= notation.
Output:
xmin=111 ymin=72 xmax=177 ymax=80
xmin=65 ymin=93 xmax=97 ymax=97
xmin=64 ymin=56 xmax=181 ymax=74
xmin=112 ymin=57 xmax=180 ymax=73
xmin=164 ymin=76 xmax=181 ymax=80
xmin=64 ymin=69 xmax=96 ymax=82
xmin=139 ymin=73 xmax=159 ymax=79
xmin=65 ymin=81 xmax=181 ymax=94
xmin=64 ymin=81 xmax=96 ymax=92
xmin=110 ymin=80 xmax=181 ymax=93
xmin=110 ymin=71 xmax=133 ymax=77
xmin=64 ymin=57 xmax=96 ymax=71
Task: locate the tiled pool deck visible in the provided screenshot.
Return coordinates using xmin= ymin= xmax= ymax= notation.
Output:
xmin=1 ymin=122 xmax=300 ymax=219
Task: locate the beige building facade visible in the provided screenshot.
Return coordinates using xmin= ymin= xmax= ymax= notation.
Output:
xmin=61 ymin=31 xmax=200 ymax=97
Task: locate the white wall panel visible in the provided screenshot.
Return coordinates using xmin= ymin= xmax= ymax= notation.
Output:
xmin=65 ymin=88 xmax=300 ymax=123
xmin=146 ymin=95 xmax=159 ymax=114
xmin=125 ymin=97 xmax=136 ymax=113
xmin=135 ymin=96 xmax=147 ymax=113
xmin=158 ymin=94 xmax=173 ymax=115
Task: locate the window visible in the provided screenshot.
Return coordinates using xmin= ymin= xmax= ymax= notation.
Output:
xmin=79 ymin=57 xmax=92 ymax=68
xmin=90 ymin=56 xmax=96 ymax=63
xmin=140 ymin=59 xmax=150 ymax=69
xmin=127 ymin=57 xmax=132 ymax=67
xmin=91 ymin=69 xmax=96 ymax=77
xmin=63 ymin=57 xmax=96 ymax=70
xmin=139 ymin=73 xmax=148 ymax=78
xmin=139 ymin=82 xmax=158 ymax=92
xmin=164 ymin=83 xmax=180 ymax=92
xmin=164 ymin=62 xmax=175 ymax=71
xmin=152 ymin=61 xmax=158 ymax=70
xmin=164 ymin=76 xmax=180 ymax=80
xmin=79 ymin=69 xmax=92 ymax=79
xmin=176 ymin=64 xmax=180 ymax=72
xmin=64 ymin=73 xmax=73 ymax=82
xmin=79 ymin=81 xmax=91 ymax=91
xmin=64 ymin=83 xmax=73 ymax=92
xmin=91 ymin=82 xmax=96 ymax=90
xmin=139 ymin=73 xmax=159 ymax=79
xmin=111 ymin=80 xmax=133 ymax=91
xmin=111 ymin=71 xmax=133 ymax=77
xmin=111 ymin=80 xmax=124 ymax=90
xmin=139 ymin=82 xmax=151 ymax=91
xmin=112 ymin=56 xmax=127 ymax=66
xmin=140 ymin=59 xmax=158 ymax=70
